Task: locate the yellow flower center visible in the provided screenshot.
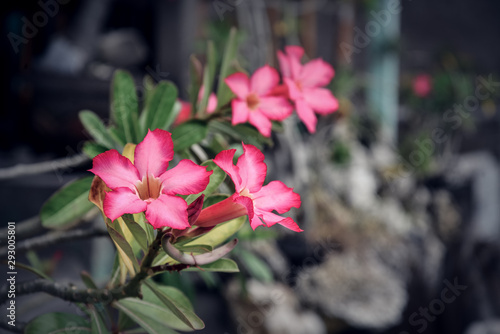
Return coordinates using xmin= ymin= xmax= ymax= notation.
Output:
xmin=246 ymin=93 xmax=260 ymax=110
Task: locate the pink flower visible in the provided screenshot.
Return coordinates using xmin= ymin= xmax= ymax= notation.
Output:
xmin=278 ymin=46 xmax=339 ymax=133
xmin=195 ymin=143 xmax=302 ymax=232
xmin=413 ymin=74 xmax=432 ymax=97
xmin=174 ymin=86 xmax=217 ymax=126
xmin=225 ymin=65 xmax=293 ymax=137
xmin=89 ymin=129 xmax=213 ymax=230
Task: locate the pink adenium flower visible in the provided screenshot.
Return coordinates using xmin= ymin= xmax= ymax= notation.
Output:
xmin=174 ymin=86 xmax=217 ymax=126
xmin=225 ymin=65 xmax=293 ymax=137
xmin=195 ymin=143 xmax=302 ymax=232
xmin=413 ymin=74 xmax=432 ymax=98
xmin=89 ymin=129 xmax=212 ymax=229
xmin=278 ymin=45 xmax=339 ymax=133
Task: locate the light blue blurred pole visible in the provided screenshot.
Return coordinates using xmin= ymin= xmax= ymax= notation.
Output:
xmin=368 ymin=0 xmax=401 ymax=143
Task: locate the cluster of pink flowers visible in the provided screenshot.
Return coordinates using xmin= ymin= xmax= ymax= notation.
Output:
xmin=176 ymin=45 xmax=338 ymax=135
xmin=89 ymin=129 xmax=301 ymax=232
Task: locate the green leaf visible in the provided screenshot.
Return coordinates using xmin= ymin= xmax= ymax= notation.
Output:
xmin=185 ymin=160 xmax=226 ymax=204
xmin=238 ymin=249 xmax=273 ymax=282
xmin=107 ymin=223 xmax=139 ymax=276
xmin=183 ymin=258 xmax=239 ymax=273
xmin=83 ymin=141 xmax=109 ymax=158
xmin=139 ymin=81 xmax=179 ymax=136
xmin=89 ymin=305 xmax=110 ymax=334
xmin=188 ymin=55 xmax=203 ymax=109
xmin=25 ymin=312 xmax=91 ymax=334
xmin=108 ymin=126 xmax=127 ymax=147
xmin=121 ymin=214 xmax=149 ymax=252
xmin=171 ymin=120 xmax=208 ymax=152
xmin=80 ymin=271 xmax=98 ymax=289
xmin=208 ymin=120 xmax=270 ymax=148
xmin=143 ymin=281 xmax=204 ymax=330
xmin=197 ymin=41 xmax=217 ymax=116
xmin=13 ymin=262 xmax=51 ymax=280
xmin=111 ymin=70 xmax=139 ymax=143
xmin=175 ymin=244 xmax=213 ymax=254
xmin=40 ymin=176 xmax=94 ymax=230
xmin=202 ymin=193 xmax=229 ymax=209
xmin=79 ymin=110 xmax=115 ymax=148
xmin=217 ymin=27 xmax=239 ymax=108
xmin=188 ymin=216 xmax=246 ymax=248
xmin=114 ymin=281 xmax=204 ymax=333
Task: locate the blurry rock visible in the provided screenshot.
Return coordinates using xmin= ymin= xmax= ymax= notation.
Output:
xmin=296 ymin=252 xmax=407 ymax=330
xmin=225 ymin=279 xmax=326 ymax=334
xmin=465 ymin=319 xmax=500 ymax=334
xmin=98 ymin=29 xmax=148 ymax=67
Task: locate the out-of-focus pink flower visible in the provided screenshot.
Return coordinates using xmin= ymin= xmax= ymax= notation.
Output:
xmin=413 ymin=74 xmax=432 ymax=97
xmin=225 ymin=65 xmax=293 ymax=137
xmin=174 ymin=86 xmax=217 ymax=126
xmin=89 ymin=129 xmax=212 ymax=229
xmin=195 ymin=143 xmax=302 ymax=232
xmin=278 ymin=46 xmax=339 ymax=133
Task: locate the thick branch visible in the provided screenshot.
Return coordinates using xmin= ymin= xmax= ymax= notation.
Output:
xmin=0 ymin=154 xmax=89 ymax=180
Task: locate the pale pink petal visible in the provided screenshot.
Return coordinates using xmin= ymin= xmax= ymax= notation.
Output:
xmin=145 ymin=194 xmax=190 ymax=229
xmin=174 ymin=100 xmax=192 ymax=126
xmin=207 ymin=93 xmax=218 ymax=113
xmin=160 ymin=159 xmax=212 ymax=195
xmin=250 ymin=65 xmax=280 ymax=96
xmin=232 ymin=99 xmax=250 ymax=125
xmin=285 ymin=45 xmax=305 ymax=60
xmin=249 ymin=215 xmax=265 ymax=230
xmin=89 ymin=149 xmax=140 ymax=191
xmin=253 ymin=180 xmax=301 ymax=214
xmin=277 ymin=50 xmax=291 ymax=78
xmin=283 ymin=78 xmax=303 ymax=101
xmin=299 ymin=58 xmax=334 ymax=88
xmin=303 ymin=88 xmax=339 ymax=114
xmin=258 ymin=96 xmax=293 ymax=121
xmin=134 ymin=129 xmax=174 ymax=179
xmin=213 ymin=149 xmax=243 ymax=191
xmin=225 ymin=72 xmax=250 ymax=99
xmin=248 ymin=111 xmax=273 ymax=137
xmin=103 ymin=188 xmax=147 ymax=221
xmin=288 ymin=53 xmax=303 ymax=79
xmin=295 ymin=99 xmax=318 ymax=133
xmin=257 ymin=210 xmax=303 ymax=232
xmin=236 ymin=143 xmax=267 ymax=193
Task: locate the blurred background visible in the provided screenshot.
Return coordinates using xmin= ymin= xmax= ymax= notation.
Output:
xmin=2 ymin=0 xmax=500 ymax=333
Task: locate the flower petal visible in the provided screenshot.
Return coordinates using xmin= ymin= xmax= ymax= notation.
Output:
xmin=295 ymin=98 xmax=318 ymax=133
xmin=257 ymin=210 xmax=303 ymax=232
xmin=233 ymin=195 xmax=264 ymax=230
xmin=285 ymin=45 xmax=305 ymax=59
xmin=225 ymin=72 xmax=250 ymax=99
xmin=232 ymin=99 xmax=250 ymax=125
xmin=207 ymin=93 xmax=218 ymax=113
xmin=253 ymin=180 xmax=301 ymax=214
xmin=250 ymin=65 xmax=280 ymax=96
xmin=174 ymin=100 xmax=192 ymax=126
xmin=258 ymin=96 xmax=293 ymax=120
xmin=160 ymin=159 xmax=212 ymax=195
xmin=213 ymin=149 xmax=242 ymax=191
xmin=277 ymin=50 xmax=291 ymax=78
xmin=303 ymin=88 xmax=339 ymax=114
xmin=236 ymin=143 xmax=267 ymax=193
xmin=248 ymin=110 xmax=273 ymax=137
xmin=103 ymin=188 xmax=147 ymax=221
xmin=145 ymin=194 xmax=190 ymax=229
xmin=299 ymin=58 xmax=334 ymax=88
xmin=134 ymin=129 xmax=174 ymax=179
xmin=283 ymin=78 xmax=303 ymax=101
xmin=89 ymin=149 xmax=140 ymax=190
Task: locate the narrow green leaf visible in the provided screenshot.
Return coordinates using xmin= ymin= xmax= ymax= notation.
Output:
xmin=121 ymin=214 xmax=149 ymax=252
xmin=171 ymin=120 xmax=208 ymax=152
xmin=217 ymin=27 xmax=239 ymax=108
xmin=40 ymin=176 xmax=94 ymax=230
xmin=117 ymin=310 xmax=138 ymax=332
xmin=111 ymin=70 xmax=139 ymax=143
xmin=83 ymin=141 xmax=109 ymax=158
xmin=108 ymin=127 xmax=127 ymax=147
xmin=79 ymin=110 xmax=115 ymax=148
xmin=80 ymin=271 xmax=98 ymax=289
xmin=238 ymin=249 xmax=273 ymax=282
xmin=89 ymin=305 xmax=110 ymax=334
xmin=188 ymin=216 xmax=246 ymax=248
xmin=13 ymin=262 xmax=51 ymax=280
xmin=183 ymin=258 xmax=239 ymax=273
xmin=143 ymin=75 xmax=156 ymax=109
xmin=143 ymin=281 xmax=204 ymax=330
xmin=197 ymin=41 xmax=217 ymax=116
xmin=25 ymin=312 xmax=91 ymax=334
xmin=139 ymin=81 xmax=178 ymax=136
xmin=175 ymin=244 xmax=213 ymax=254
xmin=188 ymin=55 xmax=203 ymax=109
xmin=185 ymin=160 xmax=226 ymax=204
xmin=107 ymin=223 xmax=139 ymax=276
